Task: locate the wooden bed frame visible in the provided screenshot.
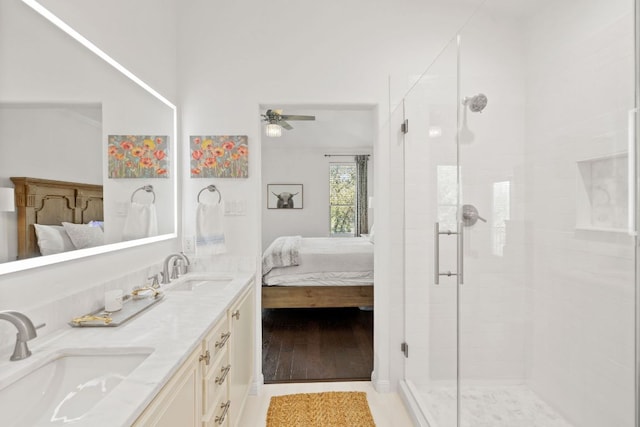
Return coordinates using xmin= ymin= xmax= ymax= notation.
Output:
xmin=261 ymin=285 xmax=373 ymax=309
xmin=10 ymin=177 xmax=104 ymax=259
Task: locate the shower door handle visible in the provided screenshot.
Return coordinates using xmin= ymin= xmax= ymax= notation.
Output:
xmin=628 ymin=108 xmax=638 ymax=235
xmin=434 ymin=222 xmax=440 ymax=284
xmin=434 ymin=222 xmax=461 ymax=285
xmin=458 ymin=221 xmax=464 ymax=285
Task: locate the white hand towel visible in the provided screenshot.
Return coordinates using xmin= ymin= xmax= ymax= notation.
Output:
xmin=123 ymin=202 xmax=158 ymax=241
xmin=196 ymin=201 xmax=226 ymax=254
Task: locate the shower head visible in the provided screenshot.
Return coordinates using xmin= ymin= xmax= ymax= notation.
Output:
xmin=462 ymin=93 xmax=488 ymax=113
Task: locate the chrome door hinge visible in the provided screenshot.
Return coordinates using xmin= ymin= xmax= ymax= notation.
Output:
xmin=401 ymin=119 xmax=409 ymax=134
xmin=401 ymin=342 xmax=409 ymax=358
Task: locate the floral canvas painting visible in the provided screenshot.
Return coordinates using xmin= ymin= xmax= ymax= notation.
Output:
xmin=190 ymin=135 xmax=248 ymax=178
xmin=108 ymin=135 xmax=169 ymax=178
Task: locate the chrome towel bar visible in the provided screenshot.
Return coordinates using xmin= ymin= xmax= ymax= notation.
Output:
xmin=197 ymin=184 xmax=222 ymax=204
xmin=130 ymin=185 xmax=155 ymax=204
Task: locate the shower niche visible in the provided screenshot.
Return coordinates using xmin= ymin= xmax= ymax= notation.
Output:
xmin=576 ymin=153 xmax=629 ymax=232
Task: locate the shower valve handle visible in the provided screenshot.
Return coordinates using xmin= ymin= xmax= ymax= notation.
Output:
xmin=462 ymin=204 xmax=486 ymax=227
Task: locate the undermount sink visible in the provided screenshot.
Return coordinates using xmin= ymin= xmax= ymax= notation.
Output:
xmin=168 ymin=277 xmax=233 ymax=292
xmin=0 ymin=348 xmax=152 ymax=426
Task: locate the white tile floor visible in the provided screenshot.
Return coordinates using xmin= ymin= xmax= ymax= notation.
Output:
xmin=239 ymin=381 xmax=415 ymax=427
xmin=418 ymin=385 xmax=574 ymax=427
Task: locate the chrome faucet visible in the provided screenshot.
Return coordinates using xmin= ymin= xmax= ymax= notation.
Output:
xmin=161 ymin=252 xmax=191 ymax=284
xmin=0 ymin=311 xmax=45 ymax=361
xmin=177 ymin=252 xmax=191 ymax=276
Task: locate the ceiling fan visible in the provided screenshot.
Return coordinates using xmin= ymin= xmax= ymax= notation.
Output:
xmin=261 ymin=109 xmax=315 ymax=136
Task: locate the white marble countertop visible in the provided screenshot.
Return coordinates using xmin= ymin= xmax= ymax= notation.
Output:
xmin=0 ymin=271 xmax=255 ymax=427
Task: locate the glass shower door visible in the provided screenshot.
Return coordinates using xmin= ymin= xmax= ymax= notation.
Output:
xmin=402 ymin=37 xmax=461 ymax=426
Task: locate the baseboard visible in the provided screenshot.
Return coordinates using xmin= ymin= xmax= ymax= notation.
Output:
xmin=250 ymin=373 xmax=264 ymax=395
xmin=371 ymin=370 xmax=391 ymax=393
xmin=399 ymin=380 xmax=431 ymax=427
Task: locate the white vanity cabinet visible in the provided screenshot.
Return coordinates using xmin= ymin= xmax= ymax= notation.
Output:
xmin=132 ymin=346 xmax=202 ymax=427
xmin=228 ymin=285 xmax=255 ymax=427
xmin=133 ymin=281 xmax=255 ymax=427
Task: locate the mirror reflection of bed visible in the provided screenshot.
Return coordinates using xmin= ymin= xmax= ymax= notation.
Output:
xmin=260 ymin=104 xmax=375 ymax=383
xmin=11 ymin=177 xmax=104 ymax=259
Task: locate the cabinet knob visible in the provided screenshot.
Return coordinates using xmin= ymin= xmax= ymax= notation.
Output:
xmin=199 ymin=350 xmax=211 ymax=365
xmin=232 ymin=310 xmax=240 ymax=320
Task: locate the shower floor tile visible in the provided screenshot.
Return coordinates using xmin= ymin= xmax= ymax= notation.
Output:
xmin=417 ymin=385 xmax=575 ymax=427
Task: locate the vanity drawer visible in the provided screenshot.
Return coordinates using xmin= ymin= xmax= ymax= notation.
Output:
xmin=202 ymin=316 xmax=230 ymax=375
xmin=203 ymin=391 xmax=230 ymax=427
xmin=203 ymin=352 xmax=230 ymax=416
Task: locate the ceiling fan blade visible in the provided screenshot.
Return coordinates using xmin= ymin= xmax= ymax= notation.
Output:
xmin=280 ymin=120 xmax=293 ymax=130
xmin=280 ymin=114 xmax=316 ymax=121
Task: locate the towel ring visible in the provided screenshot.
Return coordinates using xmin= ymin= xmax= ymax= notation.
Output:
xmin=197 ymin=185 xmax=222 ymax=204
xmin=131 ymin=185 xmax=156 ymax=204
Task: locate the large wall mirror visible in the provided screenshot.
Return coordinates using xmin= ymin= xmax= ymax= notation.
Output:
xmin=0 ymin=0 xmax=177 ymax=275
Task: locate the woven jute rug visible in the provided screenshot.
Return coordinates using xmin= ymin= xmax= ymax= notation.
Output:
xmin=266 ymin=391 xmax=376 ymax=427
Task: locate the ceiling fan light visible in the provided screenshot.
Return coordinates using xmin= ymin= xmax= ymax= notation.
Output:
xmin=265 ymin=123 xmax=282 ymax=137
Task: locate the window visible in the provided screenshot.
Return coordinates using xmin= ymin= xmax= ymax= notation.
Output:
xmin=329 ymin=163 xmax=357 ymax=236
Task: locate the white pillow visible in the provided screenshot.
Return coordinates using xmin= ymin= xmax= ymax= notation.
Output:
xmin=368 ymin=224 xmax=375 ymax=243
xmin=62 ymin=222 xmax=104 ymax=249
xmin=33 ymin=224 xmax=76 ymax=255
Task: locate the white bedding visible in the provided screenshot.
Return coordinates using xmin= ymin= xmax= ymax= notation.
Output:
xmin=262 ymin=236 xmax=374 ymax=287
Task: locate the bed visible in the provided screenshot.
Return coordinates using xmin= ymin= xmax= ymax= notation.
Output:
xmin=261 ymin=235 xmax=374 ymax=309
xmin=10 ymin=177 xmax=104 ymax=259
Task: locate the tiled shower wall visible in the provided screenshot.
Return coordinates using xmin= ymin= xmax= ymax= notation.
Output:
xmin=525 ymin=0 xmax=636 ymax=425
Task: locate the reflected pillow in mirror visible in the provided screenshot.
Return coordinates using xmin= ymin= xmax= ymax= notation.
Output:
xmin=33 ymin=224 xmax=76 ymax=255
xmin=62 ymin=222 xmax=104 ymax=249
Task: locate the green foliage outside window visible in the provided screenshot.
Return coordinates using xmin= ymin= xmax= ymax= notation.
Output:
xmin=329 ymin=163 xmax=356 ymax=236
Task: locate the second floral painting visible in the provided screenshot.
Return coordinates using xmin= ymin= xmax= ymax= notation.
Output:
xmin=190 ymin=135 xmax=249 ymax=178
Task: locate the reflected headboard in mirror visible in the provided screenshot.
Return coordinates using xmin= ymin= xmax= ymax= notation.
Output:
xmin=11 ymin=177 xmax=104 ymax=259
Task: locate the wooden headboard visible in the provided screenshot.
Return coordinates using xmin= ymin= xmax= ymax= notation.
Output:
xmin=10 ymin=177 xmax=104 ymax=259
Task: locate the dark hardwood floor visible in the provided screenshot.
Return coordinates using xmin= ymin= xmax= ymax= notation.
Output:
xmin=262 ymin=307 xmax=373 ymax=383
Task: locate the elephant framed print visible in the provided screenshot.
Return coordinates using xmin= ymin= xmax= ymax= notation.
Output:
xmin=268 ymin=184 xmax=303 ymax=209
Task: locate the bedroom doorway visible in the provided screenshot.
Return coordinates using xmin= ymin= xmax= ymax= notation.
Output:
xmin=260 ymin=103 xmax=376 ymax=383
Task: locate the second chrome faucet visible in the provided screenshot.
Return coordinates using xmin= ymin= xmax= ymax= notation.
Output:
xmin=161 ymin=252 xmax=190 ymax=284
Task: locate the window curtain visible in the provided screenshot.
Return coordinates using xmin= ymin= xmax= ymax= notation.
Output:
xmin=355 ymin=155 xmax=368 ymax=236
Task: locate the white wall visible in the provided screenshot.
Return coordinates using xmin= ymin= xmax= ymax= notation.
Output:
xmin=37 ymin=0 xmax=178 ymax=102
xmin=0 ymin=0 xmax=179 ymax=348
xmin=261 ymin=147 xmax=374 ymax=250
xmin=260 ymin=105 xmax=376 ymax=249
xmin=524 ymin=0 xmax=635 ymax=425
